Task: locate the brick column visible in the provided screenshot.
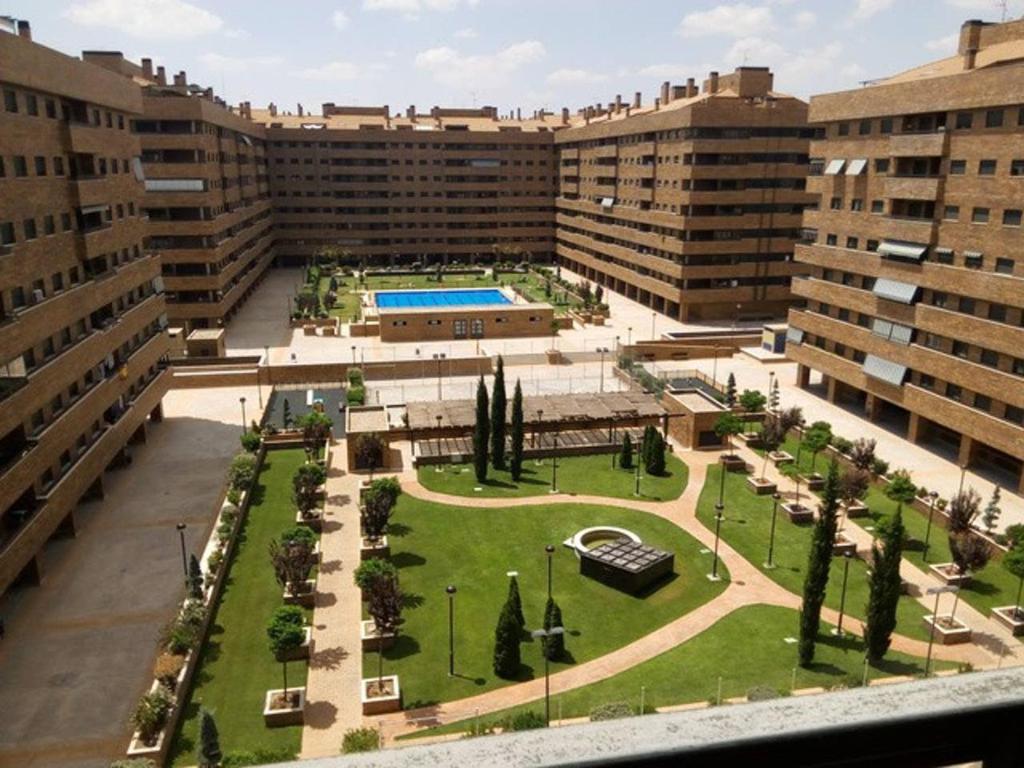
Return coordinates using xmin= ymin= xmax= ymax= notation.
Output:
xmin=1018 ymin=464 xmax=1024 ymax=496
xmin=957 ymin=434 xmax=975 ymax=468
xmin=907 ymin=411 xmax=922 ymax=443
xmin=825 ymin=375 xmax=837 ymax=403
xmin=796 ymin=364 xmax=810 ymax=389
xmin=864 ymin=393 xmax=880 ymax=421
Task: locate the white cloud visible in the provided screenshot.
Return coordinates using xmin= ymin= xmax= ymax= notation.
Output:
xmin=363 ymin=0 xmax=479 ymax=16
xmin=677 ymin=4 xmax=774 ymax=38
xmin=199 ymin=52 xmax=284 ymax=73
xmin=296 ymin=60 xmax=366 ymax=80
xmin=851 ymin=0 xmax=894 ymax=21
xmin=925 ymin=33 xmax=959 ymax=53
xmin=725 ymin=36 xmax=847 ymax=93
xmin=454 ymin=27 xmax=477 ymax=38
xmin=223 ymin=28 xmax=249 ymax=39
xmin=841 ymin=63 xmax=866 ymax=78
xmin=546 ymin=68 xmax=607 ymax=85
xmin=725 ymin=35 xmax=786 ymax=66
xmin=332 ymin=10 xmax=350 ymax=30
xmin=415 ymin=40 xmax=545 ymax=89
xmin=637 ymin=63 xmax=700 ymax=80
xmin=64 ymin=0 xmax=223 ymax=38
xmin=793 ymin=10 xmax=815 ymax=29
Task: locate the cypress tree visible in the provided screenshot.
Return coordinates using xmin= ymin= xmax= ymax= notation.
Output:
xmin=507 ymin=574 xmax=525 ymax=629
xmin=493 ymin=601 xmax=521 ymax=679
xmin=725 ymin=373 xmax=737 ymax=409
xmin=188 ymin=554 xmax=204 ymax=599
xmin=197 ymin=708 xmax=222 ymax=768
xmin=640 ymin=425 xmax=655 ymax=469
xmin=864 ymin=507 xmax=905 ymax=661
xmin=543 ymin=597 xmax=565 ymax=661
xmin=473 ymin=376 xmax=489 ymax=483
xmin=510 ymin=379 xmax=525 ymax=481
xmin=798 ymin=459 xmax=840 ymax=667
xmin=620 ymin=434 xmax=634 ymax=469
xmin=491 ymin=356 xmax=507 ymax=470
xmin=646 ymin=431 xmax=666 ymax=476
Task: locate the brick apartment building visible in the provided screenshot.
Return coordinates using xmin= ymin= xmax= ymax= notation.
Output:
xmin=555 ymin=67 xmax=814 ymax=323
xmin=255 ymin=104 xmax=557 ymax=267
xmin=787 ymin=18 xmax=1024 ymax=492
xmin=0 ymin=22 xmax=171 ymax=593
xmin=83 ymin=53 xmax=276 ymax=333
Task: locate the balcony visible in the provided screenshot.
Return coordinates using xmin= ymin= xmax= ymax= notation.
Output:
xmin=883 ymin=215 xmax=937 ymax=243
xmin=884 ymin=176 xmax=941 ymax=201
xmin=888 ymin=131 xmax=948 ymax=157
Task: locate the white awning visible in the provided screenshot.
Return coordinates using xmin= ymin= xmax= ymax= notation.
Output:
xmin=600 ymin=197 xmax=615 ymax=207
xmin=872 ymin=277 xmax=919 ymax=304
xmin=786 ymin=327 xmax=805 ymax=344
xmin=863 ymin=354 xmax=908 ymax=386
xmin=240 ymin=135 xmax=253 ymax=146
xmin=144 ymin=178 xmax=206 ymax=192
xmin=132 ymin=157 xmax=145 ymax=182
xmin=823 ymin=159 xmax=846 ymax=175
xmin=934 ymin=247 xmax=953 ymax=256
xmin=871 ymin=318 xmax=894 ymax=338
xmin=878 ymin=240 xmax=928 ymax=261
xmin=889 ymin=323 xmax=913 ymax=344
xmin=846 ymin=158 xmax=868 ymax=175
xmin=963 ymin=250 xmax=983 ymax=259
xmin=79 ymin=204 xmax=109 ymax=215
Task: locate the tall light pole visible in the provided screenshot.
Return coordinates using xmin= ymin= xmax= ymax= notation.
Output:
xmin=435 ymin=414 xmax=443 ymax=466
xmin=433 ymin=353 xmax=446 ymax=400
xmin=925 ymin=585 xmax=958 ymax=677
xmin=550 ymin=428 xmax=559 ymax=493
xmin=709 ymin=503 xmax=724 ymax=581
xmin=923 ymin=491 xmax=939 ymax=563
xmin=717 ymin=454 xmax=727 ymax=507
xmin=651 ymin=311 xmax=656 ymax=340
xmin=634 ymin=452 xmax=641 ymax=496
xmin=535 ymin=409 xmax=543 ymax=449
xmin=833 ymin=552 xmax=852 ymax=636
xmin=958 ymin=463 xmax=968 ymax=495
xmin=545 ymin=544 xmax=555 ymax=599
xmin=596 ymin=347 xmax=608 ymax=392
xmin=765 ymin=492 xmax=781 ymax=569
xmin=176 ymin=522 xmax=188 ymax=588
xmin=351 ymin=344 xmax=357 ymax=364
xmin=239 ymin=396 xmax=247 ymax=434
xmin=446 ymin=585 xmax=457 ymax=676
xmin=627 ymin=326 xmax=632 ymax=346
xmin=530 ymin=625 xmax=565 ymax=726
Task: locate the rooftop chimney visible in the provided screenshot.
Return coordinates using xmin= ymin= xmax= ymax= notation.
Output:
xmin=269 ymin=102 xmax=277 ymax=117
xmin=141 ymin=57 xmax=153 ymax=80
xmin=633 ymin=91 xmax=641 ymax=109
xmin=686 ymin=77 xmax=697 ymax=97
xmin=172 ymin=72 xmax=185 ymax=87
xmin=407 ymin=104 xmax=415 ymax=119
xmin=660 ymin=81 xmax=670 ymax=105
xmin=615 ymin=94 xmax=623 ymax=113
xmin=516 ymin=107 xmax=521 ymax=120
xmin=654 ymin=97 xmax=661 ymax=111
xmin=671 ymin=85 xmax=686 ymax=100
xmin=202 ymin=87 xmax=212 ymax=100
xmin=16 ymin=20 xmax=30 ymax=40
xmin=561 ymin=107 xmax=569 ymax=124
xmin=297 ymin=103 xmax=303 ymax=116
xmin=156 ymin=66 xmax=166 ymax=86
xmin=708 ymin=71 xmax=720 ymax=94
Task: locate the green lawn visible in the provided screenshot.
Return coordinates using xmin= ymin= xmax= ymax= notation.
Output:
xmin=404 ymin=603 xmax=956 ymax=739
xmin=505 ymin=272 xmax=582 ymax=316
xmin=417 ymin=453 xmax=688 ymax=502
xmin=169 ymin=449 xmax=312 ymax=766
xmin=697 ymin=464 xmax=933 ymax=641
xmin=369 ymin=495 xmax=727 ymax=708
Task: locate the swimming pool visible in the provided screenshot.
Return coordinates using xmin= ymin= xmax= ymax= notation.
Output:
xmin=375 ymin=288 xmax=512 ymax=309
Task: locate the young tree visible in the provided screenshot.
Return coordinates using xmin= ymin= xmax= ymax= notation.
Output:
xmin=491 ymin=357 xmax=508 ymax=470
xmin=367 ymin=572 xmax=404 ymax=686
xmin=769 ymin=378 xmax=780 ymax=412
xmin=714 ymin=412 xmax=744 ymax=456
xmin=360 ymin=482 xmax=398 ymax=544
xmin=949 ymin=533 xmax=991 ymax=577
xmin=838 ymin=468 xmax=871 ymax=528
xmin=982 ymin=487 xmax=1002 ymax=534
xmin=282 ymin=399 xmax=293 ymax=430
xmin=798 ymin=460 xmax=840 ymax=667
xmin=353 ymin=434 xmax=385 ymax=479
xmin=802 ymin=421 xmax=832 ymax=475
xmin=884 ymin=469 xmax=917 ymax=510
xmin=1002 ymin=542 xmax=1024 ymax=621
xmin=639 ymin=425 xmax=656 ymax=469
xmin=619 ymin=433 xmax=634 ymax=470
xmin=268 ymin=538 xmax=318 ymax=597
xmin=777 ymin=406 xmax=804 ymax=437
xmin=542 ymin=597 xmax=565 ymax=661
xmin=298 ymin=411 xmax=332 ymax=460
xmin=738 ymin=389 xmax=767 ymax=432
xmin=267 ymin=609 xmax=306 ymax=698
xmin=353 ymin=557 xmax=399 ymax=593
xmin=864 ymin=507 xmax=905 ymax=661
xmin=849 ymin=438 xmax=877 ymax=472
xmin=510 ymin=379 xmax=525 ymax=481
xmin=507 ymin=574 xmax=526 ymax=629
xmin=188 ymin=554 xmax=204 ymax=600
xmin=196 ymin=708 xmax=222 ymax=768
xmin=947 ymin=488 xmax=982 ymax=535
xmin=724 ymin=373 xmax=737 ymax=409
xmin=759 ymin=416 xmax=784 ymax=480
xmin=293 ymin=462 xmax=326 ymax=519
xmin=473 ymin=376 xmax=490 ymax=483
xmin=492 ymin=600 xmax=521 ymax=679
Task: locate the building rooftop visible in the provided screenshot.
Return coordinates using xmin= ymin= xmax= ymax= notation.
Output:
xmin=347 ymin=405 xmax=389 ymax=434
xmin=186 ymin=328 xmax=225 ymax=341
xmin=250 ymin=104 xmax=563 ymax=132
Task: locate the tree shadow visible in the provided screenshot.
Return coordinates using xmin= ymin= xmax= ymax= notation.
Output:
xmin=389 ymin=521 xmax=413 ymax=537
xmin=303 ymin=699 xmax=338 ymax=730
xmin=402 ymin=593 xmax=425 ymax=609
xmin=310 ymin=644 xmax=350 ymax=671
xmin=391 ymin=551 xmax=427 ymax=569
xmin=319 ymin=558 xmax=343 ymax=574
xmin=326 ymin=494 xmax=351 ymax=506
xmin=315 ymin=592 xmax=337 ymax=608
xmin=320 ymin=519 xmax=344 ymax=534
xmin=966 ymin=579 xmax=1000 ymax=597
xmin=386 ymin=634 xmax=422 ymax=660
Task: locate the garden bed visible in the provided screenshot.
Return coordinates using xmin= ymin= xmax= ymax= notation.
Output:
xmin=991 ymin=606 xmax=1024 ymax=636
xmin=746 ymin=476 xmax=777 ymax=495
xmin=362 ymin=675 xmax=402 ymax=715
xmin=923 ymin=614 xmax=972 ymax=645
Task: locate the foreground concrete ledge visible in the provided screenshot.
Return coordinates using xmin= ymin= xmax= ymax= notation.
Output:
xmin=270 ymin=668 xmax=1024 ymax=767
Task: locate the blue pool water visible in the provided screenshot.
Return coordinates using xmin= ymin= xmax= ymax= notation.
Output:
xmin=375 ymin=288 xmax=512 ymax=309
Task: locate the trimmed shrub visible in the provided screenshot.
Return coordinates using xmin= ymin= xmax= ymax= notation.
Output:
xmin=228 ymin=453 xmax=257 ymax=491
xmin=130 ymin=684 xmax=173 ymax=743
xmin=341 ymin=727 xmax=380 ymax=754
xmin=746 ymin=686 xmax=781 ymax=702
xmin=153 ymin=653 xmax=185 ymax=688
xmin=221 ymin=748 xmax=297 ymax=767
xmin=353 ymin=558 xmax=399 ymax=592
xmin=239 ymin=430 xmax=261 ymax=453
xmin=504 ymin=710 xmax=546 ymax=731
xmin=280 ymin=525 xmax=318 ymax=549
xmin=347 ymin=386 xmax=366 ymax=406
xmin=589 ymin=701 xmax=633 ymax=721
xmin=347 ymin=367 xmax=364 ymax=387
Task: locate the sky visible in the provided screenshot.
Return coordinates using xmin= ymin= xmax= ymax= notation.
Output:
xmin=9 ymin=0 xmax=1024 ymax=116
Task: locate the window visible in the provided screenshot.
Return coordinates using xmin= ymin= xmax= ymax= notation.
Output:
xmin=23 ymin=218 xmax=36 ymax=240
xmin=866 ymin=239 xmax=879 ymax=252
xmin=45 ymin=98 xmax=56 ymax=118
xmin=25 ymin=94 xmax=38 ymax=115
xmin=985 ymin=109 xmax=1004 ymax=128
xmin=0 ymin=222 xmax=14 ymax=245
xmin=859 ymin=120 xmax=871 ymax=135
xmin=979 ymin=159 xmax=997 ymax=175
xmin=880 ymin=118 xmax=893 ymax=134
xmin=946 ymin=383 xmax=963 ymax=402
xmin=846 ymin=236 xmax=859 ymax=249
xmin=3 ymin=89 xmax=17 ymax=112
xmin=838 ymin=122 xmax=849 ymax=136
xmin=980 ymin=349 xmax=998 ymax=367
xmin=53 ymin=156 xmax=64 ymax=175
xmin=960 ymin=297 xmax=976 ymax=314
xmin=972 ymin=207 xmax=989 ymax=223
xmin=830 ymin=196 xmax=843 ymax=210
xmin=989 ymin=304 xmax=1007 ymax=321
xmin=1003 ymin=209 xmax=1022 ymax=226
xmin=825 ymin=234 xmax=837 ymax=246
xmin=919 ymin=373 xmax=935 ymax=390
xmin=955 ymin=112 xmax=973 ymax=129
xmin=1012 ymin=159 xmax=1024 ymax=176
xmin=943 ymin=205 xmax=959 ymax=220
xmin=1013 ymin=358 xmax=1024 ymax=376
xmin=0 ymin=157 xmax=4 ymax=177
xmin=851 ymin=198 xmax=863 ymax=211
xmin=995 ymin=257 xmax=1015 ymax=274
xmin=34 ymin=156 xmax=46 ymax=176
xmin=924 ymin=332 xmax=943 ymax=350
xmin=1007 ymin=406 xmax=1024 ymax=426
xmin=933 ymin=291 xmax=948 ymax=308
xmin=43 ymin=215 xmax=54 ymax=235
xmin=965 ymin=253 xmax=983 ymax=269
xmin=974 ymin=394 xmax=991 ymax=412
xmin=950 ymin=159 xmax=966 ymax=175
xmin=13 ymin=156 xmax=27 ymax=177
xmin=953 ymin=341 xmax=970 ymax=359
xmin=874 ymin=158 xmax=890 ymax=173
xmin=871 ymin=200 xmax=884 ymax=213
xmin=61 ymin=213 xmax=71 ymax=231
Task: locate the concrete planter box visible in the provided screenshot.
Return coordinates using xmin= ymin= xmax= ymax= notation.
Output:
xmin=360 ymin=535 xmax=390 ymax=561
xmin=276 ymin=627 xmax=313 ymax=661
xmin=263 ymin=687 xmax=306 ymax=727
xmin=923 ymin=614 xmax=972 ymax=645
xmin=720 ymin=454 xmax=747 ymax=473
xmin=802 ymin=473 xmax=825 ymax=491
xmin=738 ymin=432 xmax=764 ymax=449
xmin=546 ymin=349 xmax=561 ymax=365
xmin=126 ymin=728 xmax=165 ymax=760
xmin=361 ymin=620 xmax=396 ymax=651
xmin=283 ymin=578 xmax=317 ymax=608
xmin=844 ymin=500 xmax=870 ymax=519
xmin=929 ymin=563 xmax=970 ymax=587
xmin=783 ymin=503 xmax=814 ymax=524
xmin=295 ymin=510 xmax=323 ymax=533
xmin=769 ymin=451 xmax=793 ymax=466
xmin=991 ymin=606 xmax=1024 ymax=636
xmin=746 ymin=477 xmax=777 ymax=495
xmin=362 ymin=675 xmax=402 ymax=715
xmin=833 ymin=533 xmax=857 ymax=557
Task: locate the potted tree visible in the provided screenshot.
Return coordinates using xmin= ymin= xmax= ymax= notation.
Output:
xmin=297 ymin=411 xmax=332 ymax=464
xmin=800 ymin=421 xmax=832 ymax=490
xmin=359 ymin=478 xmax=400 ymax=560
xmin=748 ymin=416 xmax=781 ymax=495
xmin=931 ymin=489 xmax=982 ymax=586
xmin=127 ymin=684 xmax=173 ymax=755
xmin=268 ymin=604 xmax=312 ymax=660
xmin=270 ymin=537 xmax=319 ymax=608
xmin=354 ymin=433 xmax=385 ymax=480
xmin=737 ymin=389 xmax=767 ymax=445
xmin=767 ymin=406 xmax=802 ymax=466
xmin=849 ymin=438 xmax=877 ymax=473
xmin=714 ymin=412 xmax=746 ymax=472
xmin=264 ymin=610 xmax=307 ymax=726
xmin=361 ymin=571 xmax=404 ymax=715
xmin=293 ymin=463 xmax=327 ymax=531
xmin=839 ymin=467 xmax=871 ymax=520
xmin=356 ymin=561 xmax=401 ymax=650
xmin=992 ymin=541 xmax=1024 ymax=635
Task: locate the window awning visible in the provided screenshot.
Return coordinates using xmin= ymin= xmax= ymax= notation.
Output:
xmin=846 ymin=158 xmax=868 ymax=175
xmin=786 ymin=327 xmax=805 ymax=344
xmin=963 ymin=250 xmax=983 ymax=259
xmin=934 ymin=247 xmax=953 ymax=256
xmin=600 ymin=197 xmax=615 ymax=207
xmin=80 ymin=204 xmax=109 ymax=216
xmin=872 ymin=277 xmax=919 ymax=304
xmin=824 ymin=159 xmax=846 ymax=175
xmin=871 ymin=318 xmax=894 ymax=338
xmin=240 ymin=135 xmax=253 ymax=146
xmin=878 ymin=240 xmax=928 ymax=261
xmin=889 ymin=323 xmax=913 ymax=344
xmin=863 ymin=354 xmax=908 ymax=386
xmin=132 ymin=157 xmax=145 ymax=182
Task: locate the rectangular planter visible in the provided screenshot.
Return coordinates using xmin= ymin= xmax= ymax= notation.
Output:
xmin=746 ymin=477 xmax=777 ymax=495
xmin=263 ymin=687 xmax=306 ymax=727
xmin=295 ymin=510 xmax=323 ymax=533
xmin=833 ymin=534 xmax=857 ymax=557
xmin=783 ymin=503 xmax=814 ymax=524
xmin=929 ymin=563 xmax=970 ymax=587
xmin=360 ymin=535 xmax=390 ymax=561
xmin=738 ymin=432 xmax=764 ymax=449
xmin=991 ymin=606 xmax=1024 ymax=636
xmin=769 ymin=451 xmax=793 ymax=466
xmin=923 ymin=615 xmax=972 ymax=645
xmin=362 ymin=675 xmax=402 ymax=715
xmin=720 ymin=455 xmax=748 ymax=473
xmin=283 ymin=578 xmax=317 ymax=608
xmin=802 ymin=474 xmax=825 ymax=491
xmin=844 ymin=501 xmax=869 ymax=519
xmin=361 ymin=620 xmax=396 ymax=651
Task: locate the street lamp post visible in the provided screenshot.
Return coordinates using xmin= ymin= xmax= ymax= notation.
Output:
xmin=545 ymin=544 xmax=555 ymax=599
xmin=530 ymin=626 xmax=565 ymax=726
xmin=596 ymin=347 xmax=608 ymax=392
xmin=175 ymin=522 xmax=188 ymax=587
xmin=535 ymin=409 xmax=543 ymax=449
xmin=446 ymin=585 xmax=457 ymax=676
xmin=766 ymin=492 xmax=781 ymax=568
xmin=833 ymin=552 xmax=852 ymax=636
xmin=923 ymin=491 xmax=939 ymax=563
xmin=651 ymin=311 xmax=656 ymax=340
xmin=239 ymin=396 xmax=247 ymax=434
xmin=717 ymin=454 xmax=727 ymax=507
xmin=925 ymin=586 xmax=958 ymax=677
xmin=958 ymin=463 xmax=968 ymax=495
xmin=627 ymin=326 xmax=632 ymax=346
xmin=550 ymin=428 xmax=559 ymax=493
xmin=709 ymin=503 xmax=724 ymax=581
xmin=435 ymin=414 xmax=443 ymax=467
xmin=351 ymin=345 xmax=357 ymax=364
xmin=634 ymin=453 xmax=641 ymax=496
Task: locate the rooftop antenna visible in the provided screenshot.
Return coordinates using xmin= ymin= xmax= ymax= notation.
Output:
xmin=997 ymin=0 xmax=1008 ymax=21
xmin=470 ymin=90 xmax=477 ymax=107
